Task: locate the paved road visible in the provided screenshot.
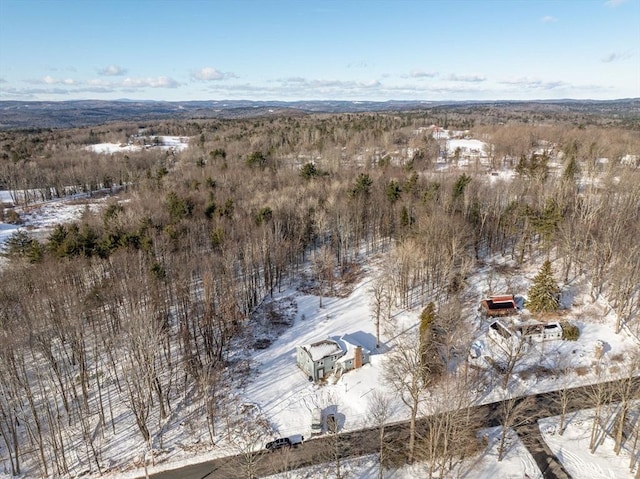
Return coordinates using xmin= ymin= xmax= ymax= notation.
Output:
xmin=146 ymin=377 xmax=638 ymax=479
xmin=514 ymin=422 xmax=571 ymax=479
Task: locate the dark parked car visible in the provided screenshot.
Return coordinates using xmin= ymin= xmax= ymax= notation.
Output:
xmin=265 ymin=437 xmax=292 ymax=451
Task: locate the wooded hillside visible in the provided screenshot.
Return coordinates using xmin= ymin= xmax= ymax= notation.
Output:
xmin=0 ymin=110 xmax=639 ymax=477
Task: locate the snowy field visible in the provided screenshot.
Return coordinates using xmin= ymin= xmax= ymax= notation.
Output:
xmin=539 ymin=408 xmax=638 ymax=479
xmin=86 ymin=135 xmax=189 ymax=154
xmin=0 ymin=190 xmax=111 ymax=252
xmin=446 ymin=138 xmax=487 ymax=156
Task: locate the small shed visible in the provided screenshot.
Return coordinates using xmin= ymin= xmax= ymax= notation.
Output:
xmin=480 ymin=295 xmax=518 ymax=317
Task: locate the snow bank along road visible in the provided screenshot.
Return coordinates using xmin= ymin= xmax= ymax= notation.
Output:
xmin=145 ymin=376 xmax=639 ymax=479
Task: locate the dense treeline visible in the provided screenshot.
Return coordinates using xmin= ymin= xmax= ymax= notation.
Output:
xmin=0 ymin=111 xmax=639 ymax=476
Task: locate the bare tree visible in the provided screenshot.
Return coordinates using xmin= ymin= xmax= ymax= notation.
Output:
xmin=384 ymin=330 xmax=430 ymax=463
xmin=313 ymin=244 xmax=335 ymax=308
xmin=495 ymin=327 xmax=529 ymax=390
xmin=613 ymin=355 xmax=640 ymax=455
xmin=225 ymin=400 xmax=273 ymax=479
xmin=369 ymin=271 xmax=393 ymax=349
xmin=581 ymin=372 xmax=613 ymax=454
xmin=367 ymin=390 xmax=397 ymax=479
xmin=496 ymin=395 xmax=535 ymax=462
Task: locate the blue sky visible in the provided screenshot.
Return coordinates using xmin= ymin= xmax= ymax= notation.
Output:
xmin=0 ymin=0 xmax=638 ymax=101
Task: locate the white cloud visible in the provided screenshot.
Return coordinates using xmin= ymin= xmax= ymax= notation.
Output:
xmin=541 ymin=15 xmax=558 ymax=23
xmin=499 ymin=77 xmax=568 ymax=89
xmin=601 ymin=51 xmax=632 ymax=62
xmin=191 ymin=67 xmax=237 ymax=81
xmin=279 ymin=77 xmax=382 ymax=90
xmin=98 ymin=65 xmax=127 ymax=76
xmin=121 ymin=76 xmax=180 ymax=88
xmin=409 ymin=70 xmax=438 ymax=79
xmin=604 ymin=0 xmax=628 ymax=7
xmin=28 ymin=76 xmax=76 ymax=85
xmin=0 ymin=78 xmax=6 ymax=84
xmin=446 ymin=74 xmax=486 ymax=82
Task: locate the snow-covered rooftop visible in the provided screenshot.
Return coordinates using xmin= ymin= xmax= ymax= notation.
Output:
xmin=302 ymin=339 xmax=344 ymax=361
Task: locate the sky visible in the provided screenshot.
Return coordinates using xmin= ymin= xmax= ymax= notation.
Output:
xmin=0 ymin=0 xmax=638 ymax=102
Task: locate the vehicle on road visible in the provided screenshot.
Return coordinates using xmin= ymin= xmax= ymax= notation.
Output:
xmin=265 ymin=437 xmax=292 ymax=451
xmin=311 ymin=408 xmax=322 ymax=436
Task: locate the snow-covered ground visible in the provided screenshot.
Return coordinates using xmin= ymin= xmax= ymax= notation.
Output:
xmin=0 ymin=190 xmax=111 ymax=252
xmin=90 ymin=250 xmax=638 ymax=479
xmin=240 ymin=277 xmax=400 ymax=440
xmin=464 ymin=255 xmax=639 ymax=403
xmin=539 ymin=407 xmax=637 ymax=479
xmin=86 ymin=135 xmax=189 ymax=154
xmin=446 ymin=138 xmax=487 ymax=156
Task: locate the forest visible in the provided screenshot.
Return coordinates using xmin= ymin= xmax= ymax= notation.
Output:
xmin=0 ymin=107 xmax=639 ymax=478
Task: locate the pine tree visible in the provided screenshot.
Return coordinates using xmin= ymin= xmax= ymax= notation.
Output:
xmin=419 ymin=302 xmax=437 ymax=379
xmin=527 ymin=260 xmax=561 ymax=313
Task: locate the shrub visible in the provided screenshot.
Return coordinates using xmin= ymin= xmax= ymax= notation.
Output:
xmin=575 ymin=366 xmax=589 ymax=376
xmin=561 ymin=322 xmax=580 ymax=341
xmin=5 ymin=209 xmax=22 ymax=224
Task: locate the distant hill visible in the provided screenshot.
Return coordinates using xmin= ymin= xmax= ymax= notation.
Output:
xmin=0 ymin=98 xmax=638 ymax=130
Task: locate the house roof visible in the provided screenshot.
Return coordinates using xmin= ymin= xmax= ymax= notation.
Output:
xmin=302 ymin=339 xmax=344 ymax=362
xmin=490 ymin=321 xmax=513 ymax=339
xmin=336 ymin=334 xmax=370 ymax=364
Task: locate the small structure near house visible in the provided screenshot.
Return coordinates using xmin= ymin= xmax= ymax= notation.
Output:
xmin=517 ymin=321 xmax=563 ymax=343
xmin=489 ymin=320 xmax=562 ymax=351
xmin=480 ymin=295 xmax=518 ymax=317
xmin=296 ymin=335 xmax=370 ymax=382
xmin=488 ymin=320 xmax=518 ymax=348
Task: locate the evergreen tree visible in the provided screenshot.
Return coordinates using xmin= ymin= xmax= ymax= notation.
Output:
xmin=419 ymin=302 xmax=437 ymax=379
xmin=531 ymin=198 xmax=562 ymax=251
xmin=300 ymin=162 xmax=319 ymax=179
xmin=350 ymin=173 xmax=373 ymax=198
xmin=385 ymin=179 xmax=401 ymax=203
xmin=400 ymin=205 xmax=411 ymax=228
xmin=562 ymin=155 xmax=580 ymax=183
xmin=527 ymin=260 xmax=561 ymax=313
xmin=5 ymin=230 xmax=43 ymax=262
xmin=452 ymin=174 xmax=471 ymax=201
xmin=419 ymin=302 xmax=436 ymax=340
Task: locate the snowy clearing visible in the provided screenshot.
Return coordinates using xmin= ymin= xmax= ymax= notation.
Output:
xmin=0 ymin=190 xmax=112 ymax=252
xmin=86 ymin=136 xmax=189 ymax=154
xmin=539 ymin=407 xmax=638 ymax=479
